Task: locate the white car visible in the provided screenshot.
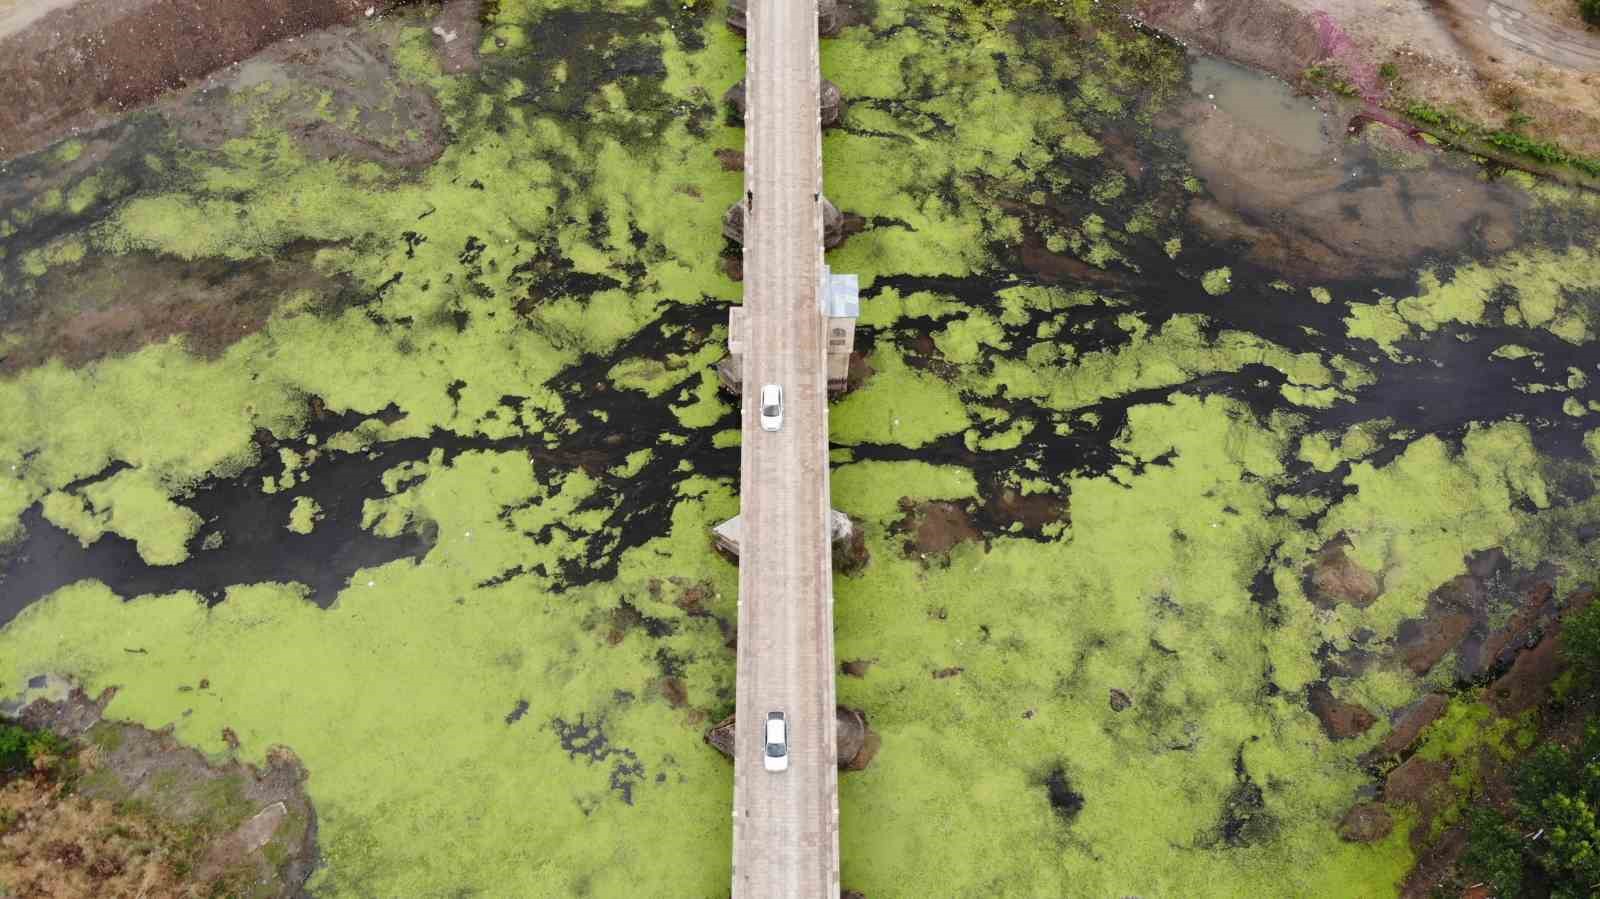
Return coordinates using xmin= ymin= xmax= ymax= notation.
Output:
xmin=759 ymin=384 xmax=783 ymax=432
xmin=764 ymin=711 xmax=789 ymax=772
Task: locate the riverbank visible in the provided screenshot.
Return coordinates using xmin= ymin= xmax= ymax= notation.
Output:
xmin=1130 ymin=0 xmax=1600 ymax=183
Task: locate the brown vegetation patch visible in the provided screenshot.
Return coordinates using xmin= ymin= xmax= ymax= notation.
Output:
xmin=1307 ymin=683 xmax=1377 ymax=739
xmin=658 ymin=676 xmax=688 ymax=708
xmin=2 ymin=685 xmax=316 ymax=898
xmin=1303 ymin=534 xmax=1381 ymax=608
xmin=163 ymin=22 xmax=447 ymax=170
xmin=840 ymin=659 xmax=874 ymax=678
xmin=1337 ymin=801 xmax=1394 ymax=843
xmin=0 ymin=0 xmax=400 ymax=161
xmin=1 ymin=243 xmax=350 ymax=373
xmin=987 ymin=487 xmax=1066 ymax=532
xmin=896 ymin=498 xmax=981 ymax=559
xmin=833 ymin=519 xmax=871 ymax=574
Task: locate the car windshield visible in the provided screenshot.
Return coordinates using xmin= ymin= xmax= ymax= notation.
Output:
xmin=762 ymin=402 xmax=779 ymax=416
xmin=765 ymin=740 xmax=784 ymax=757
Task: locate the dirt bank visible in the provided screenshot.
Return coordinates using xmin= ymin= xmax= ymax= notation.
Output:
xmin=2 ymin=681 xmax=317 ymax=897
xmin=0 ymin=0 xmax=404 ymax=160
xmin=1133 ymin=0 xmax=1600 ymax=163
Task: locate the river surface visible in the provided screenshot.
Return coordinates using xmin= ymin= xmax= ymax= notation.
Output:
xmin=1 ymin=1 xmax=1599 ymax=896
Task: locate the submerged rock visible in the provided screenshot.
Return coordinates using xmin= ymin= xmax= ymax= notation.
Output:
xmin=1307 ymin=684 xmax=1376 ymax=740
xmin=1337 ymin=802 xmax=1393 ymax=843
xmin=897 ymin=498 xmax=982 ymax=559
xmin=1303 ymin=534 xmax=1381 ymax=608
xmin=1395 ymin=612 xmax=1473 ymax=676
xmin=841 ymin=659 xmax=874 ymax=677
xmin=1374 ymin=693 xmax=1448 ymax=758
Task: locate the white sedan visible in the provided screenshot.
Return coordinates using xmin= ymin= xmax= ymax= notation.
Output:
xmin=764 ymin=711 xmax=789 ymax=772
xmin=759 ymin=384 xmax=783 ymax=432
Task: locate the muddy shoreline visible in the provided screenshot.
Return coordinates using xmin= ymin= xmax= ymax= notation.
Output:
xmin=0 ymin=0 xmax=411 ymax=160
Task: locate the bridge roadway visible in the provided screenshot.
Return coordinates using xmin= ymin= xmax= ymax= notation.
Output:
xmin=730 ymin=0 xmax=840 ymax=896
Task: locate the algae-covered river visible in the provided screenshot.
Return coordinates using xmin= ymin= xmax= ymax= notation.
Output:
xmin=4 ymin=0 xmax=1600 ymax=895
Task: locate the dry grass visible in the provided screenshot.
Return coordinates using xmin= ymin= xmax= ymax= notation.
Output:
xmin=0 ymin=748 xmax=257 ymax=899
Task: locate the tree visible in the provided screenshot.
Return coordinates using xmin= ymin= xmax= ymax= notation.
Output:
xmin=1560 ymin=599 xmax=1600 ymax=685
xmin=1582 ymin=0 xmax=1600 ymax=27
xmin=1465 ymin=724 xmax=1600 ymax=897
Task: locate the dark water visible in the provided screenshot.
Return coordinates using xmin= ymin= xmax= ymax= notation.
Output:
xmin=0 ymin=299 xmax=740 ymax=625
xmin=3 ymin=0 xmax=1599 ymax=632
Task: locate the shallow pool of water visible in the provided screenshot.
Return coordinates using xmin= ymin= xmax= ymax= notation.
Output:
xmin=1188 ymin=54 xmax=1330 ymax=156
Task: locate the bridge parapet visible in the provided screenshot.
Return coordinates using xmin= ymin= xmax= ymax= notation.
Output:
xmin=726 ymin=0 xmax=842 ymax=35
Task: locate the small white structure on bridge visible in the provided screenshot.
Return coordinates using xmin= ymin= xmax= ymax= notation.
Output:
xmin=719 ymin=265 xmax=860 ymax=394
xmin=822 ymin=265 xmax=858 ymax=390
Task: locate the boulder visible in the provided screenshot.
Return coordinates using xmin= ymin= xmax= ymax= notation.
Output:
xmin=1384 ymin=756 xmax=1450 ymax=806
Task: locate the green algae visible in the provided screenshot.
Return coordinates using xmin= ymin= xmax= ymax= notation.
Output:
xmin=1201 ymin=266 xmax=1233 ymax=296
xmin=0 ymin=0 xmax=1595 ymax=895
xmin=820 ymin=0 xmax=1180 ymax=286
xmin=971 ymin=314 xmax=1346 ymax=414
xmin=287 ymin=496 xmax=322 ymax=535
xmin=39 ymin=468 xmax=201 ymax=566
xmin=0 ymin=482 xmax=743 ymax=896
xmin=670 ymin=369 xmax=730 ymax=429
xmin=832 ymin=398 xmax=1413 ymax=896
xmin=1298 ymin=424 xmax=1546 ymax=639
xmin=1297 ymin=422 xmax=1388 ymax=473
xmin=1347 ymin=246 xmax=1600 ymax=355
xmin=831 ymin=345 xmax=970 ymax=448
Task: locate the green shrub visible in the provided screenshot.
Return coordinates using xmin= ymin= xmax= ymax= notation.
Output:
xmin=1561 ymin=600 xmax=1600 ymax=686
xmin=1581 ymin=0 xmax=1600 ymax=27
xmin=0 ymin=720 xmax=70 ymax=776
xmin=1464 ymin=723 xmax=1600 ymax=897
xmin=1463 ymin=806 xmax=1524 ymax=897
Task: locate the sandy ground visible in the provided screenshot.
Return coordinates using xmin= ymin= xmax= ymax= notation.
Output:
xmin=0 ymin=0 xmax=80 ymax=39
xmin=1135 ymin=0 xmax=1600 ymax=159
xmin=0 ymin=0 xmax=390 ymax=160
